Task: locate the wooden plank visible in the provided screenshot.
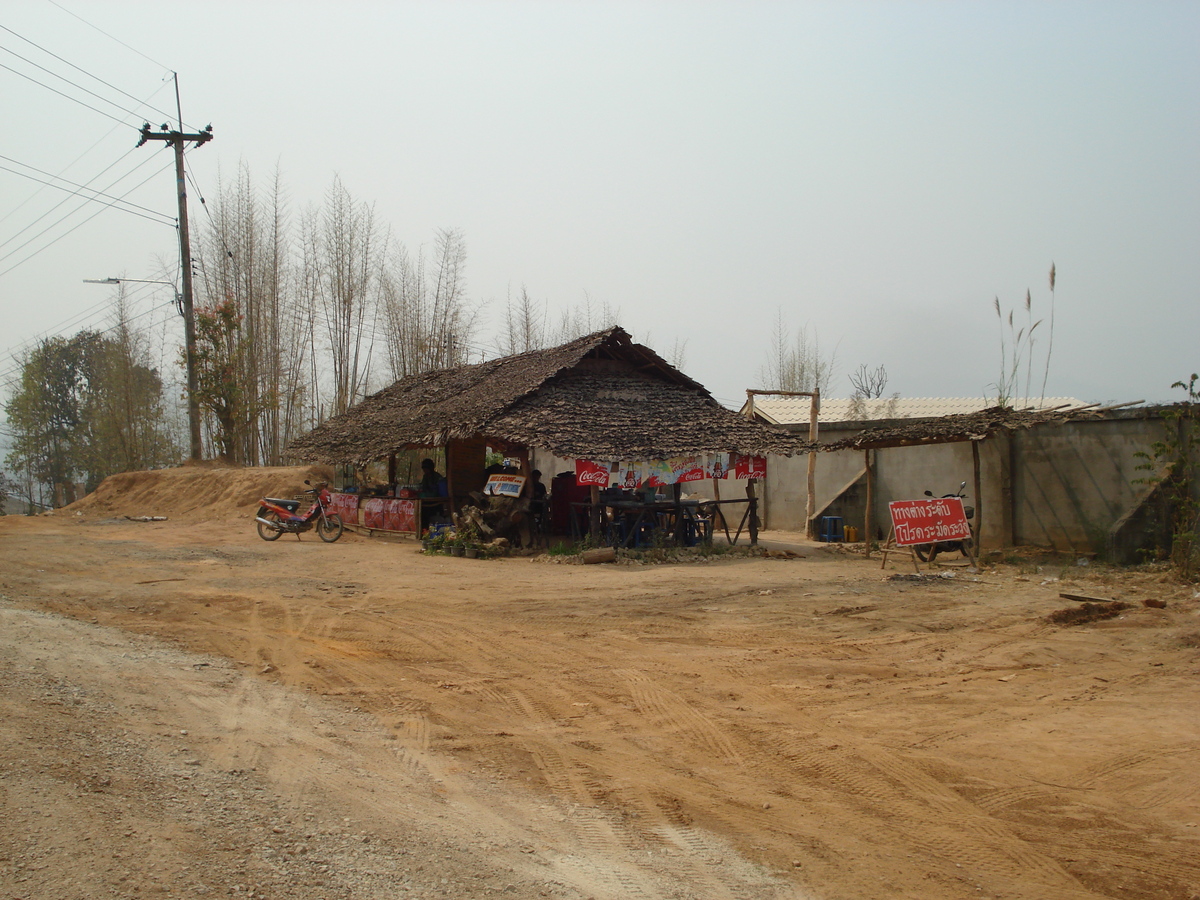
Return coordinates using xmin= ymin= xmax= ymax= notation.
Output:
xmin=1060 ymin=592 xmax=1115 ymax=604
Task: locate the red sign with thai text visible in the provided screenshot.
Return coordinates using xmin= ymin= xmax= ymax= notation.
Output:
xmin=888 ymin=498 xmax=971 ymax=546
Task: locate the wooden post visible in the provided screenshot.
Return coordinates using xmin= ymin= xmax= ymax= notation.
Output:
xmin=806 ymin=389 xmax=820 ymax=538
xmin=864 ymin=449 xmax=874 ymax=558
xmin=746 ymin=478 xmax=759 ymax=546
xmin=971 ymin=439 xmax=983 ymax=555
xmin=589 ymin=484 xmax=602 ymax=541
xmin=672 ymin=482 xmax=684 ymax=545
xmin=711 ymin=475 xmax=728 ymax=534
xmin=745 ymin=388 xmax=820 ymax=539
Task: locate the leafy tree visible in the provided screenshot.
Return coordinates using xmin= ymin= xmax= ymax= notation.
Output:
xmin=191 ymin=299 xmax=257 ymax=464
xmin=4 ymin=326 xmax=175 ymax=503
xmin=5 ymin=334 xmax=95 ymax=505
xmin=0 ymin=470 xmax=15 ymax=514
xmin=1135 ymin=375 xmax=1200 ymax=580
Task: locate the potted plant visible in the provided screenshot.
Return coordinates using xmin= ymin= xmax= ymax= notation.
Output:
xmin=457 ymin=519 xmax=481 ymax=558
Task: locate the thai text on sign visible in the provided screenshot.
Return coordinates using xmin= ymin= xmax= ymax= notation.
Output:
xmin=888 ymin=498 xmax=971 ymax=546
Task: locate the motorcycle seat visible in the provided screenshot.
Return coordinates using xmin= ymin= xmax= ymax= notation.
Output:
xmin=265 ymin=498 xmax=301 ymax=512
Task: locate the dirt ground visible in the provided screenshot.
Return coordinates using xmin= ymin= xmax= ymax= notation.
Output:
xmin=1 ymin=467 xmax=1198 ymax=900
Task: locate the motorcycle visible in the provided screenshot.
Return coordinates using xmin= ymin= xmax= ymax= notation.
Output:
xmin=256 ymin=480 xmax=344 ymax=543
xmin=914 ymin=481 xmax=975 ymax=562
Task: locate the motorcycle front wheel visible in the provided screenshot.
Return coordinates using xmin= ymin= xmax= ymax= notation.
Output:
xmin=257 ymin=510 xmax=284 ymax=541
xmin=914 ymin=543 xmax=938 ymax=562
xmin=317 ymin=513 xmax=344 ymax=543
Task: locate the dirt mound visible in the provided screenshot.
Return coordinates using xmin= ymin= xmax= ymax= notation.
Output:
xmin=63 ymin=464 xmax=335 ymax=520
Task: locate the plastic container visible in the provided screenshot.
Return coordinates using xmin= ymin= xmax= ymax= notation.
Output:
xmin=820 ymin=516 xmax=844 ymax=542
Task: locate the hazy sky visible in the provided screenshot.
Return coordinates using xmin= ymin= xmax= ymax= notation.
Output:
xmin=2 ymin=0 xmax=1197 ymax=418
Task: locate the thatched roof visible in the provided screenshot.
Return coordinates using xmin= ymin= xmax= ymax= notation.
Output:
xmin=288 ymin=327 xmax=806 ymax=464
xmin=821 ymin=404 xmax=1105 ymax=451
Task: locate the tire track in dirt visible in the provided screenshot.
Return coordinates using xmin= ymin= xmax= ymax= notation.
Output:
xmin=481 ymin=681 xmax=792 ymax=900
xmin=620 ymin=669 xmax=744 ymax=763
xmin=482 ymin=684 xmax=661 ymax=899
xmin=1075 ymin=746 xmax=1199 ymax=788
xmin=698 ymin=674 xmax=1104 ymax=897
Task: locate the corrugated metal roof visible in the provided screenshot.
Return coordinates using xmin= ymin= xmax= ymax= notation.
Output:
xmin=745 ymin=396 xmax=1087 ymax=425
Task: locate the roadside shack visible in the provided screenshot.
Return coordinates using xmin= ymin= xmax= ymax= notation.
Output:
xmin=287 ymin=327 xmax=808 ymax=546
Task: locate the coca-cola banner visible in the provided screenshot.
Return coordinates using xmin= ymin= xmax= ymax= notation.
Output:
xmin=575 ymin=458 xmax=613 ymax=486
xmin=732 ymin=453 xmax=767 ymax=480
xmin=575 ymin=454 xmax=766 ymax=487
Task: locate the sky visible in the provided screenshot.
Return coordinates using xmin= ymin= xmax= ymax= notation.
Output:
xmin=1 ymin=0 xmax=1197 ymax=432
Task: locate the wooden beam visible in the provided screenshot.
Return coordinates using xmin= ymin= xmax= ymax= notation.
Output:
xmin=864 ymin=449 xmax=873 ymax=558
xmin=972 ymin=439 xmax=983 ymax=556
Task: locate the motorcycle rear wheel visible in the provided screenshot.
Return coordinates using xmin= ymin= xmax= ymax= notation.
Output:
xmin=914 ymin=543 xmax=938 ymax=562
xmin=317 ymin=513 xmax=344 ymax=543
xmin=257 ymin=510 xmax=284 ymax=541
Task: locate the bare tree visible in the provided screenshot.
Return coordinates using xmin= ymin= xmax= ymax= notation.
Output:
xmin=498 ymin=286 xmax=548 ymax=356
xmin=194 ymin=163 xmax=312 ymax=463
xmin=304 ymin=178 xmax=382 ymax=416
xmin=848 ymin=364 xmax=888 ymax=399
xmin=380 ymin=228 xmax=479 ymax=379
xmin=758 ymin=311 xmax=837 ymax=394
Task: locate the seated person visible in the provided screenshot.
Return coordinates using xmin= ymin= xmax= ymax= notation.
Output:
xmin=419 ymin=458 xmax=445 ymax=498
xmin=529 ymin=469 xmax=548 ymax=514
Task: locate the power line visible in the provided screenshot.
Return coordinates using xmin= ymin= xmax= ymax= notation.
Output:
xmin=0 ymin=157 xmax=175 ymax=278
xmin=0 ymin=60 xmax=134 ymax=128
xmin=0 ymin=288 xmax=178 ymax=384
xmin=0 ymin=276 xmax=168 ymax=358
xmin=0 ymin=23 xmax=185 ymax=129
xmin=0 ymin=145 xmax=150 ymax=252
xmin=0 ymin=42 xmax=167 ymax=127
xmin=0 ymin=296 xmax=181 ymax=391
xmin=45 ymin=0 xmax=172 ymax=72
xmin=0 ymin=102 xmax=162 ymax=229
xmin=0 ymin=155 xmax=176 ymax=227
xmin=0 ymin=149 xmax=167 ymax=259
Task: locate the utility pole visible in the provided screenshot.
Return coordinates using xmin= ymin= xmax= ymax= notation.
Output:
xmin=136 ymin=120 xmax=213 ymax=460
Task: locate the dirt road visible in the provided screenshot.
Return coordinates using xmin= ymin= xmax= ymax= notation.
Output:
xmin=1 ymin=494 xmax=1198 ymax=899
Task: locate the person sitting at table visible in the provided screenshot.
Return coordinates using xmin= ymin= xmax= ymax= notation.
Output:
xmin=419 ymin=458 xmax=445 ymax=498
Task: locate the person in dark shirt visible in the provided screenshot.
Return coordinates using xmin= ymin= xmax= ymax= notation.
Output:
xmin=419 ymin=458 xmax=444 ymax=498
xmin=529 ymin=469 xmax=548 ymax=530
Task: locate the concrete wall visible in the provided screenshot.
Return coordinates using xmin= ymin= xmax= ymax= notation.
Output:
xmin=761 ymin=407 xmax=1176 ymax=557
xmin=1012 ymin=417 xmax=1164 ymax=552
xmin=529 ymin=407 xmax=1180 ymax=558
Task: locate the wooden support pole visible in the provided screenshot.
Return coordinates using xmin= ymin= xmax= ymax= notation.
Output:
xmin=864 ymin=449 xmax=874 ymax=559
xmin=806 ymin=389 xmax=820 ymax=538
xmin=711 ymin=476 xmax=728 ymax=534
xmin=746 ymin=478 xmax=759 ymax=546
xmin=589 ymin=484 xmax=602 ymax=541
xmin=971 ymin=439 xmax=983 ymax=554
xmin=672 ymin=482 xmax=684 ymax=545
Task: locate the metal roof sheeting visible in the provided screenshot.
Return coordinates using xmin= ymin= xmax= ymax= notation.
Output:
xmin=746 ymin=396 xmax=1087 ymax=425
